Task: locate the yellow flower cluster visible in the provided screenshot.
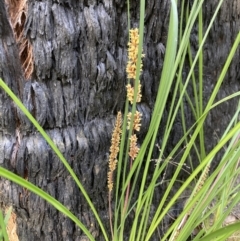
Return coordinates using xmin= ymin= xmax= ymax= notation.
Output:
xmin=127 ymin=111 xmax=142 ymax=131
xmin=129 ymin=134 xmax=139 ymax=160
xmin=126 ymin=28 xmax=144 ymax=104
xmin=126 ymin=83 xmax=142 ymax=104
xmin=108 ymin=112 xmax=122 ymax=192
xmin=126 ymin=28 xmax=144 ymax=161
xmin=126 ymin=28 xmax=144 ymax=79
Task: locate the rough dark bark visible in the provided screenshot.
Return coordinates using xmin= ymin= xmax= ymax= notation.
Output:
xmin=0 ymin=0 xmax=239 ymax=240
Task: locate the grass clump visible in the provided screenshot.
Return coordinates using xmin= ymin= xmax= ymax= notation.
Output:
xmin=0 ymin=0 xmax=240 ymax=240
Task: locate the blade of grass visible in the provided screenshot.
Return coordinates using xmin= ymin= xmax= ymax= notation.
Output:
xmin=198 ymin=5 xmax=205 ymax=159
xmin=0 ymin=210 xmax=8 ymax=241
xmin=197 ymin=222 xmax=240 ymax=241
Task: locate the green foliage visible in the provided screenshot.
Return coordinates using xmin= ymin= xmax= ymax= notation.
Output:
xmin=0 ymin=207 xmax=12 ymax=241
xmin=0 ymin=0 xmax=240 ymax=240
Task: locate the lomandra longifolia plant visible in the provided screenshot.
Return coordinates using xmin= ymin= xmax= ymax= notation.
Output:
xmin=0 ymin=0 xmax=240 ymax=241
xmin=107 ymin=28 xmax=144 ymax=240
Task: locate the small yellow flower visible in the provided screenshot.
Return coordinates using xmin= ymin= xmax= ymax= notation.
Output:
xmin=107 ymin=159 xmax=117 ymax=191
xmin=108 ymin=112 xmax=122 ymax=192
xmin=126 ymin=28 xmax=144 ymax=80
xmin=127 ymin=111 xmax=142 ymax=131
xmin=129 ymin=134 xmax=139 ymax=160
xmin=126 ymin=83 xmax=142 ymax=104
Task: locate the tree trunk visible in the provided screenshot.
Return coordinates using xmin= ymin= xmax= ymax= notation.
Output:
xmin=0 ymin=0 xmax=239 ymax=240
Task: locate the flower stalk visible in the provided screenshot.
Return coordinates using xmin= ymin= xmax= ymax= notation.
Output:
xmin=123 ymin=28 xmax=144 ymax=214
xmin=107 ymin=112 xmax=122 ymax=239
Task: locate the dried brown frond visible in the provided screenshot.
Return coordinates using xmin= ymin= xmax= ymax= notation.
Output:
xmin=6 ymin=0 xmax=34 ymax=79
xmin=127 ymin=111 xmax=142 ymax=132
xmin=108 ymin=112 xmax=122 ymax=192
xmin=129 ymin=134 xmax=139 ymax=160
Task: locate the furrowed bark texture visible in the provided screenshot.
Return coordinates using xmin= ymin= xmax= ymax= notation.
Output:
xmin=0 ymin=0 xmax=239 ymax=240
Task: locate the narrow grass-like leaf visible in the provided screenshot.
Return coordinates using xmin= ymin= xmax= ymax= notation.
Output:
xmin=0 ymin=210 xmax=9 ymax=241
xmin=197 ymin=222 xmax=240 ymax=241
